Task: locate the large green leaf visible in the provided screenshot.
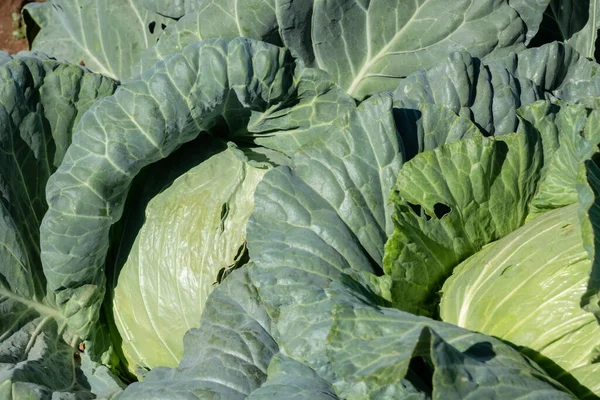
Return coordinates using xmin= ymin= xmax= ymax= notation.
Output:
xmin=247 ymin=354 xmax=339 ymax=399
xmin=246 ymin=95 xmax=402 ymax=376
xmin=24 ymin=0 xmax=172 ymax=80
xmin=384 ymin=131 xmax=544 ymax=316
xmin=139 ymin=0 xmax=186 ymax=18
xmin=496 ymin=42 xmax=600 ymax=101
xmin=277 ymin=0 xmax=527 ymax=100
xmin=508 ymin=0 xmax=552 ymax=43
xmin=0 ymin=54 xmax=118 ymax=399
xmin=517 ymin=101 xmax=600 ymax=217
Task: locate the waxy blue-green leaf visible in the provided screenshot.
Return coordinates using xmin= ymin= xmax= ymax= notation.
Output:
xmin=246 ymin=94 xmax=403 ymax=377
xmin=392 ymin=51 xmax=543 ymax=143
xmin=495 ymin=42 xmax=600 ymax=101
xmin=246 ymin=354 xmax=339 ymax=399
xmin=24 ymin=0 xmax=172 ymax=80
xmin=0 ymin=53 xmax=118 ymax=399
xmin=139 ymin=0 xmax=186 ymax=18
xmin=507 ymin=0 xmax=551 ymax=43
xmin=139 ymin=0 xmax=530 ymax=100
xmin=278 ymin=0 xmax=527 ymax=99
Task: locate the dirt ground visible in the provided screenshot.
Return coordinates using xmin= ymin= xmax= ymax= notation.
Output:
xmin=0 ymin=0 xmax=44 ymax=54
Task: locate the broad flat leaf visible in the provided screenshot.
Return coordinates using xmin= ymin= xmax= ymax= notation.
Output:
xmin=384 ymin=132 xmax=544 ymax=316
xmin=24 ymin=0 xmax=172 ymax=80
xmin=0 ymin=54 xmax=117 ymax=398
xmin=40 ymin=37 xmax=353 ymax=342
xmin=246 ymin=354 xmax=339 ymax=399
xmin=134 ymin=0 xmax=280 ymax=75
xmin=277 ymin=0 xmax=527 ymax=99
xmin=392 ymin=51 xmax=543 ymax=141
xmin=113 ymin=146 xmax=267 ymax=374
xmin=120 ymin=267 xmax=278 ymax=399
xmin=247 ymin=94 xmax=403 ymax=375
xmin=440 ymin=204 xmax=600 ymax=398
xmin=327 ymin=280 xmax=576 ymax=399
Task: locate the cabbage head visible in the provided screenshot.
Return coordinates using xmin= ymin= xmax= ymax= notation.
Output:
xmin=113 ymin=145 xmax=266 ymax=374
xmin=440 ymin=203 xmax=600 ymax=394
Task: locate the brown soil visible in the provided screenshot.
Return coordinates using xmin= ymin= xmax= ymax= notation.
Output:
xmin=0 ymin=0 xmax=44 ymax=54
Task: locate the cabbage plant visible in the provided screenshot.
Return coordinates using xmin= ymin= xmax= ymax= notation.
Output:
xmin=1 ymin=0 xmax=600 ymax=398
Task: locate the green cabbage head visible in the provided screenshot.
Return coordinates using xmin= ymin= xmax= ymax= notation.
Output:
xmin=112 ymin=146 xmax=266 ymax=374
xmin=440 ymin=203 xmax=600 ymax=394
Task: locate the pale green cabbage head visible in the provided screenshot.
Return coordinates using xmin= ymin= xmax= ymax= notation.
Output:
xmin=440 ymin=204 xmax=600 ymax=393
xmin=113 ymin=147 xmax=266 ymax=374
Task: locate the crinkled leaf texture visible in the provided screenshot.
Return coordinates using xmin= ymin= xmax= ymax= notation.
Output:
xmin=119 ymin=84 xmax=576 ymax=399
xmin=0 ymin=52 xmax=121 ymax=399
xmin=384 ymin=131 xmax=544 ymax=315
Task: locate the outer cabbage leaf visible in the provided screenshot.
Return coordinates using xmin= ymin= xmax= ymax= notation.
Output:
xmin=384 ymin=131 xmax=544 ymax=315
xmin=516 ymin=101 xmax=600 ymax=217
xmin=113 ymin=145 xmax=266 ymax=374
xmin=440 ymin=203 xmax=600 ymax=398
xmin=496 ymin=42 xmax=600 ymax=102
xmin=507 ymin=0 xmax=551 ymax=43
xmin=277 ymin=0 xmax=527 ymax=100
xmin=0 ymin=54 xmax=119 ymax=399
xmin=24 ymin=0 xmax=172 ymax=80
xmin=246 ymin=94 xmax=403 ymax=377
xmin=139 ymin=0 xmax=186 ymax=19
xmin=138 ymin=0 xmax=529 ymax=100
